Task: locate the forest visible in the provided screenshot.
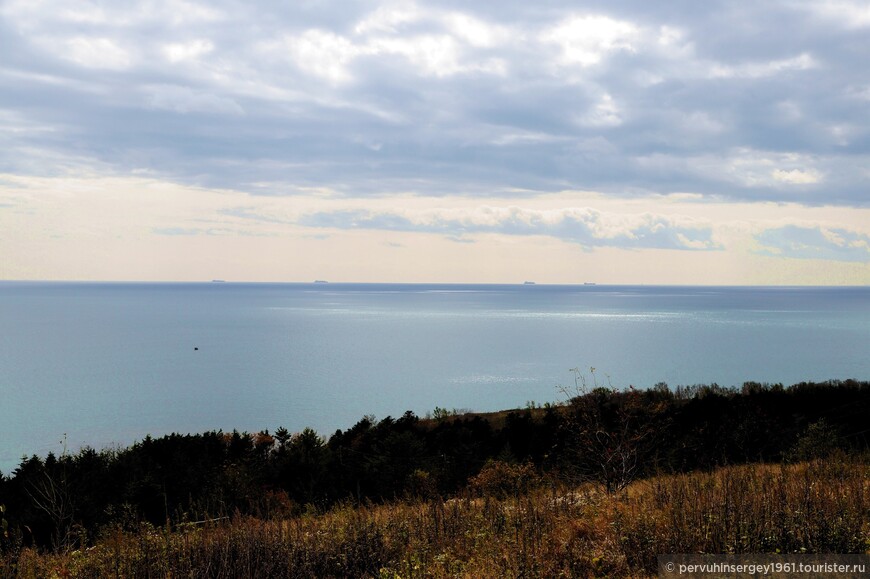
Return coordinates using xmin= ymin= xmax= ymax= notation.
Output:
xmin=1 ymin=379 xmax=868 ymax=576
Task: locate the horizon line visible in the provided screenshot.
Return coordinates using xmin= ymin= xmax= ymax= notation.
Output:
xmin=1 ymin=279 xmax=868 ymax=288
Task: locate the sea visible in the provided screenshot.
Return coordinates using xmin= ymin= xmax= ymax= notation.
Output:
xmin=1 ymin=282 xmax=868 ymax=474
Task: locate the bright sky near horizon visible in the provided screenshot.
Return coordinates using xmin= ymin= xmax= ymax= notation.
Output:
xmin=0 ymin=0 xmax=868 ymax=284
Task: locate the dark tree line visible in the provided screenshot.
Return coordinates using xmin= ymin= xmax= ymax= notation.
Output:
xmin=1 ymin=379 xmax=868 ymax=551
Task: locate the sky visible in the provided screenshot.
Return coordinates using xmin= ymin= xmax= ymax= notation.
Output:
xmin=0 ymin=0 xmax=868 ymax=284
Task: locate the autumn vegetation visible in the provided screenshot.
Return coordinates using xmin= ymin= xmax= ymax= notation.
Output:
xmin=1 ymin=379 xmax=868 ymax=577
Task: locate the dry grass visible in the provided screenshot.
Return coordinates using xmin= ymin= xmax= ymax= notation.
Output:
xmin=6 ymin=458 xmax=869 ymax=578
xmin=616 ymin=458 xmax=869 ymax=571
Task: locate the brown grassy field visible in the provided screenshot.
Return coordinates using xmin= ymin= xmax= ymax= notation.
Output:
xmin=5 ymin=456 xmax=869 ymax=578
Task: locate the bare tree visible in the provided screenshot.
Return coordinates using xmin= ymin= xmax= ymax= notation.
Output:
xmin=561 ymin=368 xmax=663 ymax=493
xmin=26 ymin=437 xmax=76 ymax=550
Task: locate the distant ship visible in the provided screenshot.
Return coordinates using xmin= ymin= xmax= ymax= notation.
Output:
xmin=584 ymin=282 xmax=596 ymax=286
xmin=211 ymin=279 xmax=226 ymax=283
xmin=314 ymin=280 xmax=329 ymax=284
xmin=523 ymin=281 xmax=536 ymax=285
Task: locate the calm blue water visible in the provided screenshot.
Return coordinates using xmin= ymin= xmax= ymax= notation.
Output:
xmin=1 ymin=282 xmax=868 ymax=473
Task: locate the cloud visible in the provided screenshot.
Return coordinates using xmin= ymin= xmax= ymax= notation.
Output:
xmin=163 ymin=39 xmax=214 ymax=63
xmin=62 ymin=37 xmax=133 ymax=70
xmin=152 ymin=227 xmax=202 ymax=236
xmin=755 ymin=225 xmax=870 ymax=262
xmin=632 ymin=149 xmax=840 ymax=200
xmin=708 ymin=53 xmax=817 ymax=79
xmin=301 ymin=206 xmax=721 ymax=251
xmin=791 ymin=0 xmax=870 ymax=29
xmin=281 ymin=29 xmax=363 ymax=84
xmin=252 ymin=4 xmax=513 ymax=86
xmin=146 ymin=85 xmax=245 ymax=115
xmin=4 ymin=170 xmax=868 ymax=283
xmin=152 ymin=226 xmax=269 ymax=237
xmin=0 ymin=0 xmax=868 ymax=240
xmin=543 ymin=15 xmax=638 ymax=67
xmin=772 ymin=168 xmax=822 ymax=185
xmin=218 ymin=207 xmax=290 ymax=224
xmin=577 ymin=93 xmax=623 ymax=127
xmin=0 ymin=0 xmax=870 ymax=284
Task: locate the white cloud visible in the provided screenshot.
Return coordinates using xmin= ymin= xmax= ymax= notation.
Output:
xmin=772 ymin=168 xmax=822 ymax=185
xmin=578 ymin=93 xmax=623 ymax=127
xmin=372 ymin=34 xmax=462 ymax=76
xmin=370 ymin=34 xmax=507 ymax=77
xmin=754 ymin=224 xmax=870 ymax=262
xmin=444 ymin=12 xmax=510 ymax=48
xmin=635 ymin=149 xmax=826 ymax=190
xmin=353 ymin=1 xmax=511 ymax=49
xmin=350 ymin=3 xmax=512 ymax=77
xmin=282 ymin=29 xmax=363 ymax=83
xmin=163 ymin=39 xmax=214 ymax=63
xmin=158 ymin=0 xmax=224 ymax=26
xmin=792 ymin=0 xmax=870 ymax=28
xmin=56 ymin=4 xmax=111 ymax=25
xmin=262 ymin=18 xmax=508 ymax=84
xmin=2 ymin=0 xmax=223 ymax=29
xmin=544 ymin=15 xmax=638 ymax=67
xmin=709 ymin=53 xmax=817 ymax=79
xmin=63 ymin=37 xmax=133 ymax=70
xmin=300 ymin=203 xmax=720 ymax=251
xmin=354 ymin=2 xmax=422 ymax=35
